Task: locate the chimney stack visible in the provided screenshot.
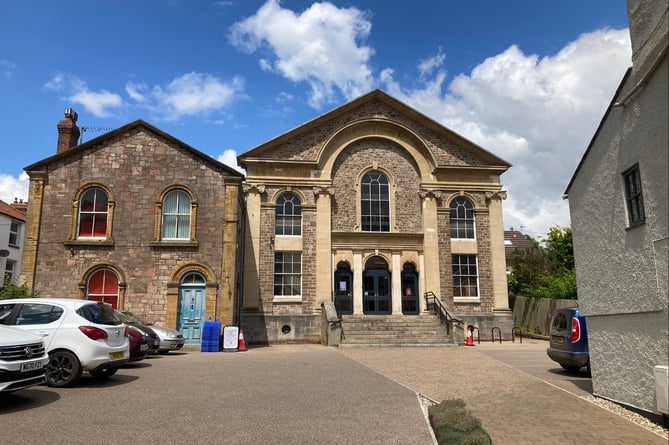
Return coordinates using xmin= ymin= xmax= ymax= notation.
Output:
xmin=56 ymin=108 xmax=80 ymax=154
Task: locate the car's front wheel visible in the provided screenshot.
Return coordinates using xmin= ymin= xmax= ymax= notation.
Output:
xmin=89 ymin=367 xmax=119 ymax=379
xmin=46 ymin=350 xmax=82 ymax=387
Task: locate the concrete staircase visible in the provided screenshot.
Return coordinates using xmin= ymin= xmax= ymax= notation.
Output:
xmin=338 ymin=313 xmax=457 ymax=347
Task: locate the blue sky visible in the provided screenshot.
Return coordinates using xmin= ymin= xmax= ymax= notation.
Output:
xmin=1 ymin=0 xmax=631 ymax=237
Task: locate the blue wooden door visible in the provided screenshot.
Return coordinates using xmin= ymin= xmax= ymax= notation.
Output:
xmin=178 ymin=287 xmax=206 ymax=345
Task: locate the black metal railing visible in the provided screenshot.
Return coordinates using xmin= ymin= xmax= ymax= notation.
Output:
xmin=424 ymin=291 xmax=463 ymax=335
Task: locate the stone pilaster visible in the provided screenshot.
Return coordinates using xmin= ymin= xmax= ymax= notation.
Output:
xmin=313 ymin=186 xmax=334 ymax=305
xmin=242 ymin=184 xmax=265 ymax=310
xmin=420 ymin=189 xmax=441 ymax=298
xmin=485 ymin=191 xmax=511 ymax=312
xmin=19 ymin=171 xmax=46 ymax=291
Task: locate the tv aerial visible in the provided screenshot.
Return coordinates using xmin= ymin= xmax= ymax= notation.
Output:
xmin=78 ymin=125 xmax=114 ymax=144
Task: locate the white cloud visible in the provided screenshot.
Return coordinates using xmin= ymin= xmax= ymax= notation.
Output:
xmin=217 ymin=149 xmax=244 ymax=173
xmin=128 ymin=73 xmax=245 ymax=122
xmin=382 ymin=28 xmax=632 ymax=237
xmin=44 ymin=72 xmax=123 ymax=118
xmin=229 ymin=0 xmax=375 ymax=108
xmin=0 ymin=172 xmax=29 ymax=203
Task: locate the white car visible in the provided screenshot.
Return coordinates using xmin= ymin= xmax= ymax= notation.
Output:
xmin=0 ymin=298 xmax=129 ymax=387
xmin=0 ymin=325 xmax=49 ymax=393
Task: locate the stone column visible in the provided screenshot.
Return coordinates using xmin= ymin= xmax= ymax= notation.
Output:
xmin=392 ymin=251 xmax=402 ymax=314
xmin=353 ymin=252 xmax=363 ymax=315
xmin=313 ymin=187 xmax=334 ymax=305
xmin=420 ymin=190 xmax=441 ymax=298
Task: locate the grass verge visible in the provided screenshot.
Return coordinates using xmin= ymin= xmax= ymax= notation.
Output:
xmin=428 ymin=398 xmax=492 ymax=445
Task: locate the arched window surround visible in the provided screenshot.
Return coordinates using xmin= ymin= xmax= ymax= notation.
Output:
xmin=153 ymin=184 xmax=198 ymax=243
xmin=70 ymin=183 xmax=115 ymax=241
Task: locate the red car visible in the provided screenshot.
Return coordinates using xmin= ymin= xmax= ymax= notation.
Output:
xmin=126 ymin=326 xmax=149 ymax=362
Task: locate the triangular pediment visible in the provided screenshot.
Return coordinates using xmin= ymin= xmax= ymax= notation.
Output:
xmin=238 ymin=89 xmax=510 ymax=172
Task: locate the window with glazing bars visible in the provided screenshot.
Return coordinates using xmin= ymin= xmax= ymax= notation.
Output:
xmin=361 ymin=171 xmax=390 ymax=232
xmin=452 ymin=254 xmax=479 ymax=297
xmin=623 ymin=164 xmax=645 ymax=227
xmin=274 ymin=252 xmax=302 ymax=297
xmin=450 ymin=197 xmax=475 ymax=238
xmin=275 ymin=192 xmax=302 ymax=236
xmin=78 ymin=187 xmax=109 ymax=238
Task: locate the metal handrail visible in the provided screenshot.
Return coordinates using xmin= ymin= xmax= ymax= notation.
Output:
xmin=424 ymin=291 xmax=463 ymax=335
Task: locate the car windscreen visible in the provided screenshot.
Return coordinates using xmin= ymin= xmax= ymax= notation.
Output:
xmin=77 ymin=303 xmax=122 ymax=325
xmin=122 ymin=311 xmax=149 ymax=325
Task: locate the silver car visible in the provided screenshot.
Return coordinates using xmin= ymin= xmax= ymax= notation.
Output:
xmin=120 ymin=311 xmax=184 ymax=354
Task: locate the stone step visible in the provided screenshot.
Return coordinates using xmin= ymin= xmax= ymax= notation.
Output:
xmin=339 ymin=313 xmax=457 ymax=346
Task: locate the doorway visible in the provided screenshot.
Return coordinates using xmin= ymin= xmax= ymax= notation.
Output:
xmin=177 ymin=272 xmax=206 ymax=345
xmin=363 ymin=256 xmax=391 ymax=315
xmin=334 ymin=262 xmax=353 ymax=315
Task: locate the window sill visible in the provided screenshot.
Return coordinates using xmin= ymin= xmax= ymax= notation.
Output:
xmin=150 ymin=241 xmax=199 ymax=248
xmin=64 ymin=239 xmax=115 ymax=247
xmin=454 ymin=297 xmax=481 ymax=304
xmin=272 ymin=297 xmax=302 ymax=304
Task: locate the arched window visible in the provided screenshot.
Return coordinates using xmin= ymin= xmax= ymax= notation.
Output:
xmin=361 ymin=171 xmax=390 ymax=232
xmin=275 ymin=192 xmax=302 ymax=236
xmin=86 ymin=268 xmax=119 ymax=308
xmin=78 ymin=187 xmax=109 ymax=238
xmin=450 ymin=197 xmax=475 ymax=239
xmin=161 ymin=189 xmax=192 ymax=240
xmin=181 ymin=271 xmax=206 ymax=285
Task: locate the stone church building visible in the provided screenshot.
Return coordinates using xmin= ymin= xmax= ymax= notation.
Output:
xmin=20 ymin=90 xmax=512 ymax=346
xmin=20 ymin=110 xmax=244 ymax=345
xmin=237 ymin=90 xmax=512 ymax=344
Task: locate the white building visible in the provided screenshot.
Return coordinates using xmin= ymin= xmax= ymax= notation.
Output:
xmin=565 ymin=0 xmax=668 ymax=420
xmin=0 ymin=199 xmax=26 ymax=287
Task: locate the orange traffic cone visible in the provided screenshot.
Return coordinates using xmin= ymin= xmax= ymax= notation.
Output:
xmin=465 ymin=325 xmax=474 ymax=346
xmin=238 ymin=329 xmax=247 ymax=352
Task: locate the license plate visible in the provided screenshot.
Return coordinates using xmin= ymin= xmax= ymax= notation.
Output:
xmin=552 ymin=336 xmax=564 ymax=344
xmin=109 ymin=351 xmax=125 ymax=360
xmin=21 ymin=360 xmax=44 ymax=372
xmin=140 ymin=344 xmax=148 ymax=351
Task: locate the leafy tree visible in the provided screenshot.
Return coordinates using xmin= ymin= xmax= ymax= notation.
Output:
xmin=507 ymin=225 xmax=576 ymax=299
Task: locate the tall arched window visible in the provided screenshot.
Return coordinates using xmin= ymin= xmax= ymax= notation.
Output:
xmin=361 ymin=171 xmax=390 ymax=232
xmin=275 ymin=192 xmax=302 ymax=236
xmin=86 ymin=268 xmax=119 ymax=308
xmin=450 ymin=197 xmax=475 ymax=239
xmin=78 ymin=187 xmax=109 ymax=238
xmin=161 ymin=189 xmax=192 ymax=240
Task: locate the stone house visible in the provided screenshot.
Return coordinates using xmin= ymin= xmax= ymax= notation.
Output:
xmin=237 ymin=90 xmax=513 ymax=344
xmin=565 ymin=0 xmax=668 ymax=419
xmin=19 ymin=110 xmax=244 ymax=345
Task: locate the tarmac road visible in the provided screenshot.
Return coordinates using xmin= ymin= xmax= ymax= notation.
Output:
xmin=1 ymin=341 xmax=666 ymax=445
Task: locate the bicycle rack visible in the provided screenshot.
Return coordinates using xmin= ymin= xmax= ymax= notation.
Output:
xmin=512 ymin=326 xmax=523 ymax=343
xmin=491 ymin=327 xmax=502 ymax=344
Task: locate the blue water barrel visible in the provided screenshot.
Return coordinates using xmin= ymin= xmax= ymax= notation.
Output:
xmin=201 ymin=321 xmax=222 ymax=352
